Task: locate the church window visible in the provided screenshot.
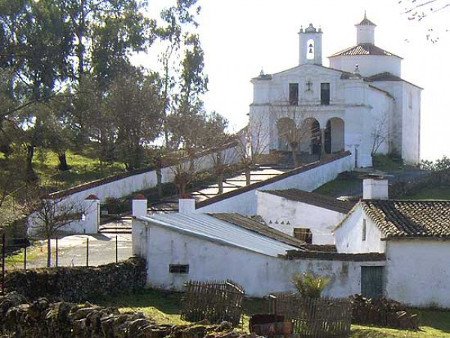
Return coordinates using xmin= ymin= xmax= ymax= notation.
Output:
xmin=307 ymin=39 xmax=315 ymax=60
xmin=289 ymin=83 xmax=299 ymax=105
xmin=293 ymin=228 xmax=312 ymax=244
xmin=321 ymin=83 xmax=330 ymax=105
xmin=408 ymin=92 xmax=413 ymax=109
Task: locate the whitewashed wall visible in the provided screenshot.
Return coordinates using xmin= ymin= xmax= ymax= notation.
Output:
xmin=329 ymin=55 xmax=402 ymax=77
xmin=32 ymin=145 xmax=239 ymax=234
xmin=386 ymin=240 xmax=450 ymax=308
xmin=256 ymin=191 xmax=346 ymax=245
xmin=334 ymin=205 xmax=386 ymax=254
xmin=134 ymin=219 xmax=383 ymax=298
xmin=197 ymin=154 xmax=354 ymax=215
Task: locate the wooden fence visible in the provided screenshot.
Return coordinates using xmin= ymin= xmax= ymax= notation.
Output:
xmin=269 ymin=292 xmax=352 ymax=337
xmin=181 ymin=280 xmax=245 ymax=325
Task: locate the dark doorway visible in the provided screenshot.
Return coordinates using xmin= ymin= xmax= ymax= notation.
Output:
xmin=310 ymin=120 xmax=321 ymax=155
xmin=361 ymin=266 xmax=384 ymax=299
xmin=324 ymin=120 xmax=331 ymax=154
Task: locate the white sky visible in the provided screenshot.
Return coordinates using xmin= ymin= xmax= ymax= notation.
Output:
xmin=141 ymin=0 xmax=449 ymax=161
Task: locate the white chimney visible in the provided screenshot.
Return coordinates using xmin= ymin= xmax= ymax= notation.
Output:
xmin=363 ymin=178 xmax=389 ymax=200
xmin=179 ymin=198 xmax=196 ymax=214
xmin=132 ymin=194 xmax=148 ymax=217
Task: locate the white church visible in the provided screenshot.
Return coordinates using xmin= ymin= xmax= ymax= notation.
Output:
xmin=249 ymin=14 xmax=422 ymax=167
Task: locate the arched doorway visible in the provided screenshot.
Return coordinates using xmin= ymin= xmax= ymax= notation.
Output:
xmin=299 ymin=118 xmax=321 ymax=155
xmin=324 ymin=118 xmax=345 ymax=154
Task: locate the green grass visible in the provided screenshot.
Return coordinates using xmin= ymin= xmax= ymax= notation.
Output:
xmin=34 ymin=150 xmax=126 ymax=191
xmin=401 ymin=186 xmax=450 ymax=200
xmin=314 ymin=172 xmax=361 ymax=197
xmin=5 ymin=243 xmax=44 ymax=269
xmin=372 ymin=154 xmax=406 ymax=172
xmin=92 ymin=289 xmax=450 ymax=337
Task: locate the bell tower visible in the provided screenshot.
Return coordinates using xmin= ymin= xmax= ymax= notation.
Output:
xmin=299 ymin=23 xmax=323 ymax=65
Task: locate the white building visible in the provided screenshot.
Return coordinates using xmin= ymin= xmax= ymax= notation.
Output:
xmin=256 ymin=189 xmax=354 ymax=245
xmin=132 ymin=206 xmax=385 ymax=298
xmin=249 ymin=14 xmax=422 ymax=167
xmin=334 ymin=179 xmax=450 ymax=307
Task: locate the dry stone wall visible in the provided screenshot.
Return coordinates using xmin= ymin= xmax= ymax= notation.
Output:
xmin=0 ymin=292 xmax=258 ymax=338
xmin=5 ymin=257 xmax=146 ymax=302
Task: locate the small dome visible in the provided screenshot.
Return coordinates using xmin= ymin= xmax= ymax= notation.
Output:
xmin=356 ymin=12 xmax=376 ymax=26
xmin=85 ymin=194 xmax=99 ymax=200
xmin=133 ymin=194 xmax=147 ymax=200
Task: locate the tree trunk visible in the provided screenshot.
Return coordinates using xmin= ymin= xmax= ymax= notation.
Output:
xmin=156 ymin=168 xmax=162 ymax=199
xmin=217 ymin=172 xmax=224 ymax=194
xmin=26 ymin=145 xmax=38 ymax=182
xmin=57 ymin=152 xmax=70 ymax=171
xmin=245 ymin=167 xmax=251 ymax=186
xmin=291 ymin=147 xmax=299 ymax=167
xmin=47 ymin=237 xmax=52 ymax=268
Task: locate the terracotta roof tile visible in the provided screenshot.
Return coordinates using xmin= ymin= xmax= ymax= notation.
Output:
xmin=261 ymin=189 xmax=355 ymax=214
xmin=362 ymin=200 xmax=450 ymax=239
xmin=330 ymin=44 xmax=401 ymax=58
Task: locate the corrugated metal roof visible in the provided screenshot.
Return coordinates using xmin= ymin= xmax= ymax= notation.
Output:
xmin=140 ymin=213 xmax=300 ymax=257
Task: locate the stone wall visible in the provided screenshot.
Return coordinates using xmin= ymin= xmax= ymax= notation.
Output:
xmin=0 ymin=292 xmax=253 ymax=338
xmin=5 ymin=257 xmax=146 ymax=302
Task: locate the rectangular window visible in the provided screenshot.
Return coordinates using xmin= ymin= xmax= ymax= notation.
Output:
xmin=321 ymin=83 xmax=330 ymax=105
xmin=362 ymin=219 xmax=367 ymax=241
xmin=293 ymin=228 xmax=312 ymax=244
xmin=289 ymin=83 xmax=299 ymax=105
xmin=169 ymin=264 xmax=189 ymax=274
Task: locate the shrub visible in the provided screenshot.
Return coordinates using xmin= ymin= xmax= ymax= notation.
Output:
xmin=291 ymin=272 xmax=330 ymax=298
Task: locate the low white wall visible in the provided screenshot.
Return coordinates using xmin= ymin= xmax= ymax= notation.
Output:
xmin=197 ymin=154 xmax=354 ymax=215
xmin=36 ymin=145 xmax=239 ymax=234
xmin=386 ymin=240 xmax=450 ymax=308
xmin=136 ymin=220 xmax=381 ymax=298
xmin=256 ymin=192 xmax=345 ymax=245
xmin=334 ymin=206 xmax=386 ymax=254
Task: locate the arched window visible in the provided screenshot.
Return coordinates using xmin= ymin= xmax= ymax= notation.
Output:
xmin=307 ymin=39 xmax=315 ymax=60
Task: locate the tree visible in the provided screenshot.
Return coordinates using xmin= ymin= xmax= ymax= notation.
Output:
xmin=156 ymin=0 xmax=201 ymax=147
xmin=235 ymin=115 xmax=271 ymax=185
xmin=370 ymin=112 xmax=389 ymax=156
xmin=103 ymin=67 xmax=163 ymax=170
xmin=26 ymin=191 xmax=84 ymax=267
xmin=398 ymin=0 xmax=449 ymax=42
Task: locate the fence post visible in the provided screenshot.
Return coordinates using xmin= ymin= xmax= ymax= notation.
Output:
xmin=86 ymin=238 xmax=89 ymax=267
xmin=115 ymin=235 xmax=118 ymax=263
xmin=1 ymin=233 xmax=5 ymax=295
xmin=55 ymin=237 xmax=58 ymax=268
xmin=23 ymin=240 xmax=27 ymax=270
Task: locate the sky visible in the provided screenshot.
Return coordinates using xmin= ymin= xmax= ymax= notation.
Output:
xmin=142 ymin=0 xmax=449 ymax=161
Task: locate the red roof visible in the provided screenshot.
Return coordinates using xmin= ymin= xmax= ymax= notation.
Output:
xmin=330 ymin=44 xmax=401 ymax=58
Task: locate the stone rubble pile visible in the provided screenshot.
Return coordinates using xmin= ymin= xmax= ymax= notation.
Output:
xmin=350 ymin=294 xmax=419 ymax=330
xmin=0 ymin=292 xmax=261 ymax=338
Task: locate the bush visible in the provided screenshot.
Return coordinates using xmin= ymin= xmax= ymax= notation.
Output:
xmin=104 ymin=197 xmax=129 ymax=215
xmin=291 ymin=272 xmax=330 ymax=298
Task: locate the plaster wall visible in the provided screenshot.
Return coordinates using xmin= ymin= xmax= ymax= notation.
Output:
xmin=385 ymin=240 xmax=450 ymax=308
xmin=256 ymin=191 xmax=345 ymax=245
xmin=29 ymin=146 xmax=239 ymax=234
xmin=334 ymin=206 xmax=386 ymax=254
xmin=197 ymin=154 xmax=354 ymax=215
xmin=137 ymin=220 xmax=382 ymax=298
xmin=329 ymin=55 xmax=401 ymax=77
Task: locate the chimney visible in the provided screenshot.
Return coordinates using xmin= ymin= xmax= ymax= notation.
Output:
xmin=179 ymin=198 xmax=196 ymax=214
xmin=132 ymin=194 xmax=148 ymax=217
xmin=363 ymin=178 xmax=389 ymax=200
